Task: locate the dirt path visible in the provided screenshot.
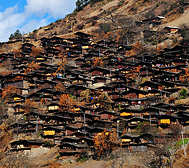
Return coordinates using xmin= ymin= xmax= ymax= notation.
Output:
xmin=89 ymin=0 xmax=120 ymax=18
xmin=61 ymin=159 xmax=107 ymax=168
xmin=162 ymin=8 xmax=189 ymax=27
xmin=57 ymin=25 xmax=99 ymax=39
xmin=60 ymin=154 xmax=145 ymax=168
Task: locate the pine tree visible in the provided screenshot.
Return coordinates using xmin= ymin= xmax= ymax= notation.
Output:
xmin=9 ymin=30 xmax=22 ymax=40
xmin=9 ymin=33 xmax=14 ymax=40
xmin=14 ymin=30 xmax=22 ymax=39
xmin=76 ymin=0 xmax=82 ymax=10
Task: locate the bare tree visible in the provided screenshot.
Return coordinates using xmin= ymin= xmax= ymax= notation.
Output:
xmin=117 ymin=16 xmax=136 ymax=45
xmin=177 ymin=0 xmax=184 ymax=13
xmin=180 ymin=24 xmax=189 ymax=42
xmin=169 ymin=121 xmax=183 ymax=138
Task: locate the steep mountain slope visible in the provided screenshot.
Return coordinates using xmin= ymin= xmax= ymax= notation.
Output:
xmin=1 ymin=1 xmax=189 ymax=167
xmin=23 ymin=0 xmax=189 ymax=42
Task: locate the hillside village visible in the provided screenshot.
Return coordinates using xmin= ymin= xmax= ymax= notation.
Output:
xmin=1 ymin=0 xmax=189 ymax=168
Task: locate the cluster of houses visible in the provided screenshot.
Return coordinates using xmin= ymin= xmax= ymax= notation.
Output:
xmin=1 ymin=29 xmax=189 ymax=157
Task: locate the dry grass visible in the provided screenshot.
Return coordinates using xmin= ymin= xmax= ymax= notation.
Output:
xmin=173 ymin=144 xmax=189 ymax=168
xmin=0 ymin=132 xmax=13 ymax=152
xmin=175 ymin=97 xmax=189 ymax=105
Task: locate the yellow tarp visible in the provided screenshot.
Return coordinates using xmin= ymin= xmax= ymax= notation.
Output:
xmin=122 ymin=139 xmax=131 ymax=142
xmin=120 ymin=112 xmax=131 ymax=116
xmin=75 ymin=108 xmax=80 ymax=111
xmin=139 ymin=94 xmax=146 ymax=98
xmin=43 ymin=130 xmax=55 ymax=135
xmin=36 ymin=58 xmax=45 ymax=60
xmin=14 ymin=97 xmax=21 ymax=100
xmin=82 ymin=46 xmax=89 ymax=49
xmin=160 ymin=119 xmax=170 ymax=124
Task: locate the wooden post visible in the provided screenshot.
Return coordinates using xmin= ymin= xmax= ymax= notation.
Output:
xmin=182 ymin=131 xmax=186 ymax=157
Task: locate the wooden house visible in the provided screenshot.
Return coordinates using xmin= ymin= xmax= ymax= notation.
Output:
xmin=87 ymin=119 xmax=112 ymax=129
xmin=127 ymin=117 xmax=157 ymax=131
xmin=47 ymin=102 xmax=59 ymax=113
xmin=10 ymin=140 xmax=43 ymax=152
xmin=99 ymin=110 xmax=118 ymax=120
xmin=163 ymin=26 xmax=180 ymax=33
xmin=59 ymin=142 xmax=87 ymax=156
xmin=120 ymin=134 xmax=140 ymax=147
xmin=158 ymin=115 xmax=180 ymax=128
xmin=89 ymin=67 xmax=110 ymax=76
xmin=139 ymin=81 xmax=161 ymax=90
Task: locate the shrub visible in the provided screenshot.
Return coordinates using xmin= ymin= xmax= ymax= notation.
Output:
xmin=99 ymin=23 xmax=111 ymax=33
xmin=118 ymin=0 xmax=124 ymax=6
xmin=162 ymin=9 xmax=168 ymax=16
xmin=90 ymin=1 xmax=94 ymax=7
xmin=179 ymin=88 xmax=187 ymax=99
xmin=136 ymin=121 xmax=157 ymax=135
xmin=57 ymin=154 xmax=60 ymax=159
xmin=76 ymin=156 xmax=88 ymax=162
xmin=175 ymin=139 xmax=189 ymax=148
xmin=43 ymin=140 xmax=54 ymax=147
xmin=33 ymin=29 xmax=38 ymax=33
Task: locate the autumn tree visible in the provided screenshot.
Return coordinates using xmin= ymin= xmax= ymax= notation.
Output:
xmin=54 ymin=82 xmax=65 ymax=92
xmin=24 ymin=99 xmax=38 ymax=114
xmin=24 ymin=61 xmax=40 ymax=74
xmin=1 ymin=86 xmax=21 ymax=130
xmin=59 ymin=94 xmax=75 ymax=112
xmin=156 ymin=44 xmax=167 ymax=55
xmin=31 ymin=46 xmax=44 ymax=57
xmin=104 ymin=31 xmax=115 ymax=41
xmin=122 ymin=128 xmax=127 ymax=134
xmin=2 ymin=85 xmax=20 ymax=103
xmin=179 ymin=68 xmax=189 ymax=83
xmin=56 ymin=55 xmax=68 ymax=76
xmin=13 ymin=48 xmax=22 ymax=58
xmin=96 ymin=91 xmax=113 ymax=111
xmin=40 ymin=98 xmax=48 ymax=108
xmin=126 ymin=41 xmax=145 ymax=57
xmin=58 ymin=49 xmax=66 ymax=61
xmin=92 ymin=57 xmax=104 ymax=68
xmin=80 ymin=89 xmax=91 ymax=103
xmin=93 ymin=129 xmax=121 ymax=157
